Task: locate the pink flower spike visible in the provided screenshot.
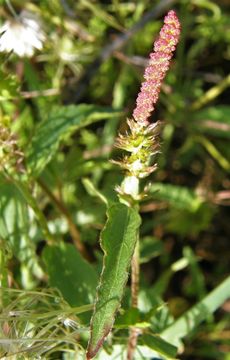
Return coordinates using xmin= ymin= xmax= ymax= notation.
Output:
xmin=132 ymin=10 xmax=181 ymax=124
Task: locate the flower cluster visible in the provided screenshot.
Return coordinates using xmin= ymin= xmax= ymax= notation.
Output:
xmin=114 ymin=119 xmax=160 ymax=178
xmin=0 ymin=11 xmax=45 ymax=57
xmin=133 ymin=10 xmax=181 ymax=125
xmin=115 ymin=10 xmax=180 ymax=198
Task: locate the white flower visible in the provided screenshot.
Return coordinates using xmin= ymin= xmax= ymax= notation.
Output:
xmin=0 ymin=10 xmax=45 ymax=57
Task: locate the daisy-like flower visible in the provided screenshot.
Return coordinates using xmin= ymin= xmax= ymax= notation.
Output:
xmin=0 ymin=10 xmax=45 ymax=57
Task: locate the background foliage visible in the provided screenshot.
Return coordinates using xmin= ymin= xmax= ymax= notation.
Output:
xmin=0 ymin=0 xmax=229 ymax=359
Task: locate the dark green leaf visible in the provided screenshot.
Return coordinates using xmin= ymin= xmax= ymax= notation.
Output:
xmin=87 ymin=203 xmax=141 ymax=359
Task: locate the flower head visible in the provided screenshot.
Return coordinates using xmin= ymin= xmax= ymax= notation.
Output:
xmin=133 ymin=10 xmax=180 ymax=125
xmin=114 ymin=10 xmax=181 ymax=198
xmin=0 ymin=10 xmax=45 ymax=57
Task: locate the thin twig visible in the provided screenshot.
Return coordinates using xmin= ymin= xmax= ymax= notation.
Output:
xmin=20 ymin=89 xmax=60 ymax=99
xmin=37 ymin=178 xmax=93 ymax=262
xmin=113 ymin=51 xmax=148 ymax=67
xmin=191 ymin=73 xmax=230 ymax=110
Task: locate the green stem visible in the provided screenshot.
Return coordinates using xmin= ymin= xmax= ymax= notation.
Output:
xmin=127 ymin=240 xmax=140 ymax=360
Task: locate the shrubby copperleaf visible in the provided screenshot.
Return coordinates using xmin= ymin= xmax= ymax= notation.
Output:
xmin=1 ymin=3 xmax=228 ymax=359
xmin=87 ymin=10 xmax=181 ymax=359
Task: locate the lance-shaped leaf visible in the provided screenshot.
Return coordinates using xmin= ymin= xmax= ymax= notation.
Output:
xmin=87 ymin=203 xmax=141 ymax=359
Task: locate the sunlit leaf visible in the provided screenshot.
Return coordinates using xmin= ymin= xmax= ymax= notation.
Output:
xmin=87 ymin=203 xmax=141 ymax=359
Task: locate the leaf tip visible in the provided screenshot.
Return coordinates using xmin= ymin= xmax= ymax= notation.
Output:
xmin=86 ymin=323 xmax=111 ymax=359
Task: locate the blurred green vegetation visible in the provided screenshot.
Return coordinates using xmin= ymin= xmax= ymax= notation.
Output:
xmin=0 ymin=0 xmax=229 ymax=359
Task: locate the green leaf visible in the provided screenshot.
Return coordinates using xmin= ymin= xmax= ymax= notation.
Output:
xmin=0 ymin=176 xmax=29 ymax=253
xmin=87 ymin=203 xmax=141 ymax=359
xmin=42 ymin=243 xmax=98 ymax=306
xmin=161 ymin=276 xmax=230 ymax=347
xmin=140 ymin=333 xmax=178 ymax=359
xmin=26 ymin=104 xmax=122 ymax=177
xmin=149 ymin=183 xmax=203 ymax=212
xmin=0 ymin=176 xmax=44 ymax=287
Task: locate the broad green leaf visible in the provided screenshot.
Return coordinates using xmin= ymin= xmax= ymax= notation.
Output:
xmin=192 ymin=106 xmax=230 ymax=138
xmin=43 ymin=243 xmax=98 ymax=306
xmin=87 ymin=203 xmax=141 ymax=359
xmin=140 ymin=333 xmax=178 ymax=359
xmin=0 ymin=177 xmax=29 ymax=253
xmin=149 ymin=183 xmax=202 ymax=212
xmin=0 ymin=176 xmax=43 ymax=287
xmin=161 ymin=276 xmax=230 ymax=347
xmin=26 ymin=104 xmax=122 ymax=177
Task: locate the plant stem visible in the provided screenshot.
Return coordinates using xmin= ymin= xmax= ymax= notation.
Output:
xmin=131 ymin=240 xmax=140 ymax=308
xmin=127 ymin=237 xmax=140 ymax=360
